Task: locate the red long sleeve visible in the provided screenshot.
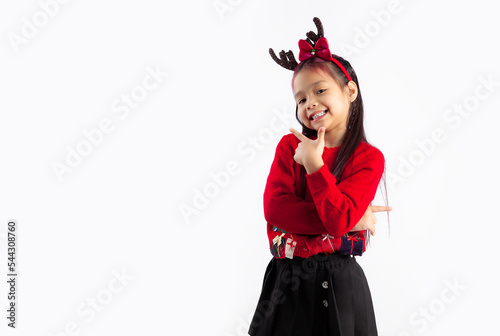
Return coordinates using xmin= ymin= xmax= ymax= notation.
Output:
xmin=263 ymin=135 xmax=328 ymax=235
xmin=264 ymin=133 xmax=385 ymax=238
xmin=305 ymin=143 xmax=385 ymax=236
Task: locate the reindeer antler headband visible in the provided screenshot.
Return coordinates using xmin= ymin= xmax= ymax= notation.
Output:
xmin=269 ymin=17 xmax=352 ymax=82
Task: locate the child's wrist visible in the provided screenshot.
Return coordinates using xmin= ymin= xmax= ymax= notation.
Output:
xmin=304 ymin=159 xmax=324 ymax=175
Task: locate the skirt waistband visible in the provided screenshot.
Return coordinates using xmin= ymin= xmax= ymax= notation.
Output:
xmin=275 ymin=252 xmax=356 ymax=270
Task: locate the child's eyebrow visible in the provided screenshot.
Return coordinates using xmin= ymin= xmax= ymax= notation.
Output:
xmin=294 ymin=80 xmax=327 ymax=98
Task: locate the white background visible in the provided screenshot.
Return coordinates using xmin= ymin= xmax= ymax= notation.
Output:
xmin=1 ymin=0 xmax=499 ymax=335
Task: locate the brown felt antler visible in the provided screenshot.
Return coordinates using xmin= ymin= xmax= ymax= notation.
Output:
xmin=268 ymin=49 xmax=298 ymax=71
xmin=304 ymin=17 xmax=324 ymax=47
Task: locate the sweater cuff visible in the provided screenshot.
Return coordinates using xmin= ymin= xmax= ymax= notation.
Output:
xmin=305 ymin=163 xmax=337 ymax=185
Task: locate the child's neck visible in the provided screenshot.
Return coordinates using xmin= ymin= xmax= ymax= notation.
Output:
xmin=323 ymin=129 xmax=346 ymax=148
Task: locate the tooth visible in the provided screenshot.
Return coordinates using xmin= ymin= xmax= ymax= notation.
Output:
xmin=313 ymin=111 xmax=325 ymax=120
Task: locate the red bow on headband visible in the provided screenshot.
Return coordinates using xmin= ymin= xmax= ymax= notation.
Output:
xmin=297 ymin=37 xmax=353 ymax=82
xmin=298 ymin=37 xmax=332 ymax=62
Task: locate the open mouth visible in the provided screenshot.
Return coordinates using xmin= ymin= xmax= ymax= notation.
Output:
xmin=310 ymin=110 xmax=327 ymax=122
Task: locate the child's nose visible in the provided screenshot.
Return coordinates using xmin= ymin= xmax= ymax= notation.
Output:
xmin=307 ymin=101 xmax=317 ymax=109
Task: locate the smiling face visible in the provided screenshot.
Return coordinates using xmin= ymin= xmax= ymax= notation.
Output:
xmin=293 ymin=66 xmax=356 ymax=138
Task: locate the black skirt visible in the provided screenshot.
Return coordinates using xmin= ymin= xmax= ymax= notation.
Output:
xmin=248 ymin=253 xmax=378 ymax=336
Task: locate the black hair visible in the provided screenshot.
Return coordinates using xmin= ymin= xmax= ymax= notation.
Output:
xmin=292 ymin=55 xmax=391 ymax=240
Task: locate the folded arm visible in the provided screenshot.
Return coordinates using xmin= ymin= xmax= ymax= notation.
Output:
xmin=263 ymin=135 xmax=385 ymax=237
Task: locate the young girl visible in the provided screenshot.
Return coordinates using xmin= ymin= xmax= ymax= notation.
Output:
xmin=248 ymin=18 xmax=391 ymax=336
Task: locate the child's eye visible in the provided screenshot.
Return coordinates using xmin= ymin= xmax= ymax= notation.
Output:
xmin=298 ymin=98 xmax=306 ymax=104
xmin=317 ymin=89 xmax=326 ymax=94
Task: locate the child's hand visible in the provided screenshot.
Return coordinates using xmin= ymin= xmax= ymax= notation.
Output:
xmin=289 ymin=127 xmax=326 ymax=174
xmin=349 ymin=205 xmax=393 ymax=236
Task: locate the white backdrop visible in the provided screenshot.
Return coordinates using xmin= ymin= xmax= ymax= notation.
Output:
xmin=1 ymin=0 xmax=499 ymax=335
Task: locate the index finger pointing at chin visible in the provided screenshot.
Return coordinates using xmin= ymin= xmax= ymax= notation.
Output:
xmin=289 ymin=128 xmax=305 ymax=141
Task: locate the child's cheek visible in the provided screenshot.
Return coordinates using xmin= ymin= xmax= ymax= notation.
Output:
xmin=301 ymin=110 xmax=309 ymax=125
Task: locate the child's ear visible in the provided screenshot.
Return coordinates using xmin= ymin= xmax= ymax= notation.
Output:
xmin=347 ymin=81 xmax=358 ymax=102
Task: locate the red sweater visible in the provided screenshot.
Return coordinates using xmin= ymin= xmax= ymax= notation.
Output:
xmin=264 ymin=133 xmax=385 ymax=259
